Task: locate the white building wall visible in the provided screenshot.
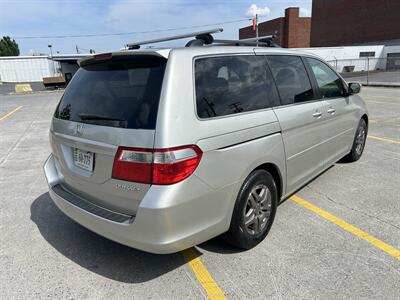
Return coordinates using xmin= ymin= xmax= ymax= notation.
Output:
xmin=295 ymin=45 xmax=386 ymax=72
xmin=0 ymin=56 xmax=60 ymax=82
xmin=383 ymin=45 xmax=400 ymax=56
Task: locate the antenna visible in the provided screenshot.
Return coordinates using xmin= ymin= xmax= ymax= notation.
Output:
xmin=127 ymin=28 xmax=223 ymax=49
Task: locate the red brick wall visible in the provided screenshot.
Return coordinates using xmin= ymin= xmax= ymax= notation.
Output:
xmin=310 ymin=0 xmax=400 ymax=47
xmin=285 ymin=8 xmax=311 ymax=48
xmin=239 ymin=19 xmax=285 ymax=46
xmin=239 ymin=7 xmax=310 ymax=48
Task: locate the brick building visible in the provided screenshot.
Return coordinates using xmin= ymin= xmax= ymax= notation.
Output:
xmin=239 ymin=7 xmax=311 ymax=48
xmin=310 ymin=0 xmax=400 ymax=47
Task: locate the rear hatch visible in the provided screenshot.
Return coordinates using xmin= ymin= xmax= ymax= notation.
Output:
xmin=50 ymin=53 xmax=167 ymax=215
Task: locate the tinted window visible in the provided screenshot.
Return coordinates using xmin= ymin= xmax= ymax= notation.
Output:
xmin=267 ymin=55 xmax=314 ymax=105
xmin=306 ymin=58 xmax=345 ymax=99
xmin=195 ymin=55 xmax=280 ymax=118
xmin=54 ymin=56 xmax=166 ymax=129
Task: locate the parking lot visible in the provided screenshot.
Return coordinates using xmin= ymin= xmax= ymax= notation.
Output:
xmin=0 ymin=87 xmax=399 ymax=299
xmin=344 ymin=70 xmax=400 ymax=87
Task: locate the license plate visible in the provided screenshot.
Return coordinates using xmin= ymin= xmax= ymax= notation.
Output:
xmin=73 ymin=148 xmax=94 ymax=172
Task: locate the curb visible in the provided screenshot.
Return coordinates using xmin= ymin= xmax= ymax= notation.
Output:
xmin=7 ymin=89 xmax=64 ymax=95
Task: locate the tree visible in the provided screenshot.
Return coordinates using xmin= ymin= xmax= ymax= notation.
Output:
xmin=0 ymin=36 xmax=20 ymax=56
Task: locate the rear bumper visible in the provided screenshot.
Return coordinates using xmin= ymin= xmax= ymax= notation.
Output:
xmin=44 ymin=154 xmax=236 ymax=254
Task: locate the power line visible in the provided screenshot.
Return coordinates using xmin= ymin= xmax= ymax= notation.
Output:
xmin=13 ymin=18 xmax=258 ymax=40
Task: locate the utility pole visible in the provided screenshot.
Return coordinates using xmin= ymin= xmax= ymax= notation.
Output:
xmin=255 ymin=14 xmax=259 ymax=39
xmin=76 ymin=45 xmax=79 ymax=54
xmin=255 ymin=14 xmax=259 ymax=46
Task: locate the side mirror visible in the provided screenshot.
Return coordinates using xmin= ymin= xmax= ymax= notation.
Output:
xmin=348 ymin=82 xmax=361 ymax=94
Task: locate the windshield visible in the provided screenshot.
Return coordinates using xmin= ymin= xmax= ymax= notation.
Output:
xmin=54 ymin=55 xmax=167 ymax=129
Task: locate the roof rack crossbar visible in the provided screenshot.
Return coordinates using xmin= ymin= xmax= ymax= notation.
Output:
xmin=239 ymin=35 xmax=275 ymax=42
xmin=212 ymin=39 xmax=270 ymax=47
xmin=127 ymin=28 xmax=223 ymax=49
xmin=187 ymin=35 xmax=279 ymax=48
xmin=239 ymin=35 xmax=280 ymax=47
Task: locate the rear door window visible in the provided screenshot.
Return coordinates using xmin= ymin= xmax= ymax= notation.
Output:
xmin=54 ymin=56 xmax=166 ymax=129
xmin=305 ymin=58 xmax=345 ymax=99
xmin=194 ymin=55 xmax=280 ymax=118
xmin=266 ymin=55 xmax=315 ymax=105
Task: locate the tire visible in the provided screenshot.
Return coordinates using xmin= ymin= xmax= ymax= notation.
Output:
xmin=343 ymin=119 xmax=367 ymax=162
xmin=224 ymin=169 xmax=278 ymax=250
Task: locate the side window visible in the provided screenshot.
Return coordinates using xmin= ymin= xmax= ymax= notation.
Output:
xmin=267 ymin=55 xmax=314 ymax=105
xmin=306 ymin=58 xmax=345 ymax=99
xmin=195 ymin=55 xmax=280 ymax=118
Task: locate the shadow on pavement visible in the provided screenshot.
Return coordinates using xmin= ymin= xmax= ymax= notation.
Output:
xmin=30 ymin=192 xmax=186 ymax=283
xmin=197 ymin=236 xmax=246 ymax=254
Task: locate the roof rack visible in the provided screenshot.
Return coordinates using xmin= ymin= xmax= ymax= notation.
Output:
xmin=239 ymin=35 xmax=279 ymax=47
xmin=127 ymin=28 xmax=223 ymax=49
xmin=126 ymin=29 xmax=279 ymax=49
xmin=213 ymin=35 xmax=279 ymax=47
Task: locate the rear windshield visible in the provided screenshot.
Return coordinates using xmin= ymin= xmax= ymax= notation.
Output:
xmin=54 ymin=55 xmax=166 ymax=129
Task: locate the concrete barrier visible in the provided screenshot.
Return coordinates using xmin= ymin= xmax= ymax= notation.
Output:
xmin=15 ymin=84 xmax=33 ymax=93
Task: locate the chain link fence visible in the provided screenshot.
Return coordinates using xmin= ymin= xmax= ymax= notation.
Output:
xmin=326 ymin=56 xmax=400 ymax=86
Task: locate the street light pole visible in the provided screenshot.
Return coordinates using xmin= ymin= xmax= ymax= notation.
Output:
xmin=48 ymin=44 xmax=55 ymax=76
xmin=48 ymin=44 xmax=53 ymax=58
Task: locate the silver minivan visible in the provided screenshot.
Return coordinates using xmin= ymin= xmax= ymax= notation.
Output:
xmin=44 ymin=32 xmax=368 ymax=254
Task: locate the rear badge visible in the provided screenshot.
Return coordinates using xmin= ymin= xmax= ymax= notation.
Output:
xmin=75 ymin=123 xmax=84 ymax=136
xmin=115 ymin=183 xmax=141 ymax=192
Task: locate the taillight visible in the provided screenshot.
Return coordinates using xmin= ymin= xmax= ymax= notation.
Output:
xmin=112 ymin=145 xmax=202 ymax=185
xmin=112 ymin=147 xmax=153 ymax=183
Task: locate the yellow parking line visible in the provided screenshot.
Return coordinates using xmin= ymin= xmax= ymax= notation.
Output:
xmin=0 ymin=106 xmax=23 ymax=121
xmin=368 ymin=135 xmax=400 ymax=144
xmin=182 ymin=248 xmax=227 ymax=300
xmin=290 ymin=195 xmax=400 ymax=260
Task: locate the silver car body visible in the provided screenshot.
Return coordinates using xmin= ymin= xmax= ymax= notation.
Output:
xmin=44 ymin=46 xmax=368 ymax=253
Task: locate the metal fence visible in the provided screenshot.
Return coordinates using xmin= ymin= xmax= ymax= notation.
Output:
xmin=326 ymin=57 xmax=400 ymax=86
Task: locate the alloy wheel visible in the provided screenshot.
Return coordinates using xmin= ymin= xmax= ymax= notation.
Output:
xmin=243 ymin=184 xmax=272 ymax=235
xmin=355 ymin=127 xmax=366 ymax=155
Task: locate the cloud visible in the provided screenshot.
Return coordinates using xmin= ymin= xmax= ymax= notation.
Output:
xmin=245 ymin=4 xmax=271 ymax=17
xmin=3 ymin=0 xmax=295 ymax=54
xmin=299 ymin=7 xmax=311 ymax=17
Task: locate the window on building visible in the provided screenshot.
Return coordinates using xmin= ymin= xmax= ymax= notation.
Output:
xmin=266 ymin=55 xmax=315 ymax=105
xmin=195 ymin=55 xmax=280 ymax=118
xmin=306 ymin=58 xmax=345 ymax=99
xmin=359 ymin=52 xmax=375 ymax=58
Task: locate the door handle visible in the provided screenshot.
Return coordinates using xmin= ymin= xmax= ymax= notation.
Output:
xmin=312 ymin=112 xmax=322 ymax=118
xmin=327 ymin=108 xmax=336 ymax=114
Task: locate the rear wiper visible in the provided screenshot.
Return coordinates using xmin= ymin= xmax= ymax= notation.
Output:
xmin=78 ymin=113 xmax=125 ymax=122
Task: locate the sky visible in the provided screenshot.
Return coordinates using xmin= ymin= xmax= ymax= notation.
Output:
xmin=0 ymin=0 xmax=312 ymax=55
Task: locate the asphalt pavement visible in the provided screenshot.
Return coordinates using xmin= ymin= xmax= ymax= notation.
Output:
xmin=0 ymin=87 xmax=399 ymax=299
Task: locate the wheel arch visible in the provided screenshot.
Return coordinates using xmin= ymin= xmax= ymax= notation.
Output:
xmin=253 ymin=163 xmax=283 ymax=200
xmin=361 ymin=114 xmax=368 ymax=127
